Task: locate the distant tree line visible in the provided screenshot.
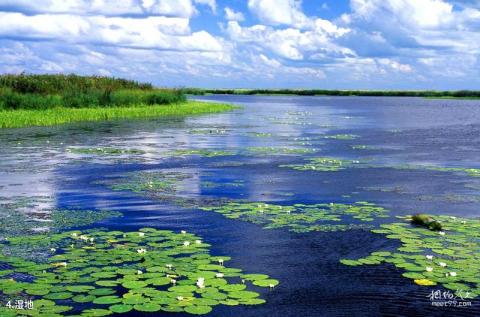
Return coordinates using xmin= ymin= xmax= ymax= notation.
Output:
xmin=182 ymin=88 xmax=480 ymax=98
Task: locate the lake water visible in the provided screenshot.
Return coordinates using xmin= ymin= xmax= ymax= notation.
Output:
xmin=1 ymin=95 xmax=480 ymax=316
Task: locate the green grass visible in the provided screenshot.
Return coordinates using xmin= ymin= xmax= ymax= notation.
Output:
xmin=0 ymin=73 xmax=152 ymax=94
xmin=0 ymin=74 xmax=186 ymax=110
xmin=0 ymin=101 xmax=237 ymax=128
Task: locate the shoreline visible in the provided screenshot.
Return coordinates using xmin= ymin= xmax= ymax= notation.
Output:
xmin=0 ymin=101 xmax=237 ymax=129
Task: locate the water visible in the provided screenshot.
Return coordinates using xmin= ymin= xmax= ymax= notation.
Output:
xmin=2 ymin=95 xmax=480 ymax=316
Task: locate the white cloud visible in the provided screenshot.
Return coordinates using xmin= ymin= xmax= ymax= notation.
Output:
xmin=227 ymin=21 xmax=351 ymax=61
xmin=0 ymin=12 xmax=224 ymax=51
xmin=0 ymin=0 xmax=198 ymax=18
xmin=225 ymin=7 xmax=244 ymax=21
xmin=350 ymin=0 xmax=454 ymax=29
xmin=248 ymin=0 xmax=309 ymax=28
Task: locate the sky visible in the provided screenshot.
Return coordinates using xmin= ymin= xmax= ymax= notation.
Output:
xmin=0 ymin=0 xmax=479 ymax=89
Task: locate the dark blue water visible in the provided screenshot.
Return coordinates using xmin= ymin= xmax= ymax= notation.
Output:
xmin=2 ymin=95 xmax=480 ymax=316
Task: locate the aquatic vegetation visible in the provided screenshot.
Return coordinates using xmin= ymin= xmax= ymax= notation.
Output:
xmin=0 ymin=228 xmax=278 ymax=316
xmin=322 ymin=134 xmax=358 ymax=140
xmin=390 ymin=164 xmax=480 ymax=178
xmin=201 ymin=201 xmax=389 ymax=233
xmin=201 ymin=181 xmax=244 ymax=189
xmin=246 ymin=147 xmax=317 ymax=156
xmin=67 ymin=147 xmax=146 ymax=156
xmin=247 ymin=132 xmax=272 ymax=138
xmin=172 ymin=149 xmax=236 ymax=158
xmin=0 ymin=102 xmax=237 ymax=129
xmin=0 ymin=198 xmax=121 ymax=238
xmin=351 ymin=145 xmax=377 ymax=150
xmin=110 ymin=171 xmax=188 ymax=194
xmin=340 ymin=215 xmax=480 ymax=298
xmin=188 ymin=128 xmax=230 ymax=135
xmin=280 ymin=157 xmax=359 ymax=172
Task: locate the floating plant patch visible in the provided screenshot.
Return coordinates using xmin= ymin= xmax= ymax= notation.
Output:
xmin=322 ymin=134 xmax=358 ymax=140
xmin=245 ymin=147 xmax=317 ymax=156
xmin=188 ymin=128 xmax=230 ymax=135
xmin=172 ymin=149 xmax=236 ymax=158
xmin=340 ymin=215 xmax=480 ymax=298
xmin=280 ymin=157 xmax=361 ymax=172
xmin=109 ymin=171 xmax=190 ymax=194
xmin=67 ymin=147 xmax=146 ymax=156
xmin=201 ymin=201 xmax=389 ymax=233
xmin=0 ymin=228 xmax=278 ymax=316
xmin=0 ymin=197 xmax=121 ymax=239
xmin=388 ymin=164 xmax=480 ymax=178
xmin=247 ymin=132 xmax=272 ymax=138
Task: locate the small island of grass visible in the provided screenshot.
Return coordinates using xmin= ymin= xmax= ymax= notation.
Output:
xmin=0 ymin=74 xmax=236 ymax=128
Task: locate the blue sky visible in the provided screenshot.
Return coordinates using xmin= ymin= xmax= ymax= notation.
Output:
xmin=0 ymin=0 xmax=479 ymax=89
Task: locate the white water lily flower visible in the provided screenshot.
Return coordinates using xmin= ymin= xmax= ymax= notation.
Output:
xmin=215 ymin=273 xmax=224 ymax=278
xmin=59 ymin=262 xmax=67 ymax=267
xmin=171 ymin=279 xmax=176 ymax=285
xmin=166 ymin=264 xmax=173 ymax=269
xmin=181 ymin=230 xmax=187 ymax=234
xmin=89 ymin=237 xmax=94 ymax=243
xmin=426 ymin=267 xmax=433 ymax=272
xmin=218 ymin=258 xmax=224 ymax=265
xmin=137 ymin=248 xmax=147 ymax=254
xmin=196 ymin=277 xmax=205 ymax=288
xmin=195 ymin=240 xmax=202 ymax=244
xmin=80 ymin=235 xmax=88 ymax=241
xmin=269 ymin=284 xmax=275 ymax=288
xmin=71 ymin=233 xmax=78 ymax=238
xmin=50 ymin=248 xmax=56 ymax=252
xmin=137 ymin=270 xmax=143 ymax=275
xmin=439 ymin=231 xmax=446 ymax=236
xmin=138 ymin=232 xmax=145 ymax=237
xmin=439 ymin=262 xmax=447 ymax=267
xmin=426 ymin=255 xmax=433 ymax=260
xmin=449 ymin=272 xmax=457 ymax=277
xmin=177 ymin=296 xmax=184 ymax=301
xmin=183 ymin=241 xmax=190 ymax=247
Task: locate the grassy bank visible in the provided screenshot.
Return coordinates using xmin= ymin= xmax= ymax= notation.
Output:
xmin=0 ymin=74 xmax=185 ymax=110
xmin=0 ymin=101 xmax=237 ymax=129
xmin=184 ymin=88 xmax=480 ymax=98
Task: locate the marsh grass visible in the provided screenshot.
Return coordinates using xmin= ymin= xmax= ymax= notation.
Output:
xmin=0 ymin=101 xmax=237 ymax=128
xmin=0 ymin=74 xmax=186 ymax=110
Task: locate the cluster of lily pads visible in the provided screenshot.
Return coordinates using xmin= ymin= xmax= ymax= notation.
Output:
xmin=351 ymin=145 xmax=375 ymax=150
xmin=280 ymin=157 xmax=360 ymax=172
xmin=245 ymin=147 xmax=317 ymax=156
xmin=110 ymin=171 xmax=189 ymax=194
xmin=201 ymin=181 xmax=244 ymax=189
xmin=172 ymin=149 xmax=236 ymax=158
xmin=201 ymin=201 xmax=389 ymax=233
xmin=67 ymin=148 xmax=146 ymax=156
xmin=341 ymin=215 xmax=480 ymax=298
xmin=0 ymin=228 xmax=278 ymax=316
xmin=247 ymin=132 xmax=272 ymax=138
xmin=188 ymin=129 xmax=229 ymax=135
xmin=0 ymin=197 xmax=121 ymax=239
xmin=322 ymin=134 xmax=358 ymax=140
